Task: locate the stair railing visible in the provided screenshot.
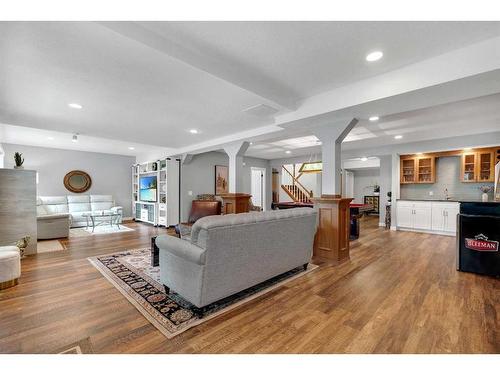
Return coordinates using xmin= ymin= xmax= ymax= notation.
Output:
xmin=281 ymin=165 xmax=313 ymax=202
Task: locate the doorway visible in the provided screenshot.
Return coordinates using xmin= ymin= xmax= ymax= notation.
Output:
xmin=251 ymin=167 xmax=266 ymax=210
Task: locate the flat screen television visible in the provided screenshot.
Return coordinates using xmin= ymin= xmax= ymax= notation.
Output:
xmin=139 ymin=175 xmax=157 ymax=202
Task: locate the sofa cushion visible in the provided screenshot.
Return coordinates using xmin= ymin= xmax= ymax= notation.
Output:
xmin=90 ymin=195 xmax=114 ymax=202
xmin=190 ymin=208 xmax=316 ymax=247
xmin=67 ymin=195 xmax=90 ymax=203
xmin=37 ymin=196 xmax=69 ymax=215
xmin=90 ymin=195 xmax=114 ymax=211
xmin=68 ymin=202 xmax=92 ymax=213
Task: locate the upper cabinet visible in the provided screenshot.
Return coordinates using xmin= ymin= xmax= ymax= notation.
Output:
xmin=417 ymin=156 xmax=435 ymax=183
xmin=461 ymin=149 xmax=495 ymax=183
xmin=478 ymin=150 xmax=495 ymax=182
xmin=400 ymin=156 xmax=435 ymax=184
xmin=401 ymin=158 xmax=416 ymax=184
xmin=461 ymin=152 xmax=477 ymax=182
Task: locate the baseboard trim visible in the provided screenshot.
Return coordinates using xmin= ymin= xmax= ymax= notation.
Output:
xmin=396 ymin=227 xmax=456 ymax=237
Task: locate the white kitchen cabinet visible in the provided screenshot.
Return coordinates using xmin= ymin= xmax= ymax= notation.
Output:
xmin=396 ymin=202 xmax=413 ymax=228
xmin=397 ymin=201 xmax=432 ymax=231
xmin=431 ymin=202 xmax=460 ymax=233
xmin=413 ymin=205 xmax=432 ymax=230
xmin=397 ymin=200 xmax=459 ymax=236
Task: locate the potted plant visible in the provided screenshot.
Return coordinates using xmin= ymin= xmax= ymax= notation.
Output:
xmin=373 ymin=184 xmax=380 ymax=196
xmin=14 ymin=152 xmax=24 ymax=169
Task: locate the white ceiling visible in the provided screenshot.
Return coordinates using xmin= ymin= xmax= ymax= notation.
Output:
xmin=142 ymin=21 xmax=500 ymax=101
xmin=1 ymin=21 xmax=500 ymax=157
xmin=244 ymin=93 xmax=500 ymax=159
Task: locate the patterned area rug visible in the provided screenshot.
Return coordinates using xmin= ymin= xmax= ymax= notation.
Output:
xmin=89 ymin=248 xmax=318 ymax=338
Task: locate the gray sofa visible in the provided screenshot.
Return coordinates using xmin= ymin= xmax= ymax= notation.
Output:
xmin=156 ymin=207 xmax=317 ymax=311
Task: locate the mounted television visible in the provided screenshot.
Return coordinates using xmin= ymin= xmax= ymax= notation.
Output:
xmin=139 ymin=175 xmax=157 ymax=202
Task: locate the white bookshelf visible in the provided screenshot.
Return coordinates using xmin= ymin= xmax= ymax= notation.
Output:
xmin=132 ymin=158 xmax=180 ymax=227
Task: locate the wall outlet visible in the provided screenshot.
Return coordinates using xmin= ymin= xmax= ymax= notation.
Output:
xmin=188 ymin=191 xmax=193 ymax=196
xmin=429 ymin=191 xmax=434 ymax=196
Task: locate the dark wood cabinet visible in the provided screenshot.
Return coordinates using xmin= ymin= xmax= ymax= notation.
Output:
xmin=364 ymin=195 xmax=380 ymax=215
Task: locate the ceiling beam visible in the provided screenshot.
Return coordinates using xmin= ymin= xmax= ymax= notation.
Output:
xmin=97 ymin=21 xmax=298 ymax=111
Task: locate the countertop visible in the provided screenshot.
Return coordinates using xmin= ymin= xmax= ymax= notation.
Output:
xmin=397 ymin=198 xmax=500 ymax=204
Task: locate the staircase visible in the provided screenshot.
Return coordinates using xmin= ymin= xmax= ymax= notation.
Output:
xmin=281 ymin=165 xmax=313 ymax=203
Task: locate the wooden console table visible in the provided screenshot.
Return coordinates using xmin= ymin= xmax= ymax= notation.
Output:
xmin=219 ymin=193 xmax=252 ymax=214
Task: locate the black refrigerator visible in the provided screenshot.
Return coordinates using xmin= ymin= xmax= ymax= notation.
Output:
xmin=457 ymin=202 xmax=500 ymax=277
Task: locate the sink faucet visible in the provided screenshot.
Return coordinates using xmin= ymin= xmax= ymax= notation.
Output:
xmin=444 ymin=188 xmax=450 ymax=200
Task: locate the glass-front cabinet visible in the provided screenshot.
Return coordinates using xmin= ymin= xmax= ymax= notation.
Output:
xmin=478 ymin=150 xmax=495 ymax=182
xmin=400 ymin=156 xmax=435 ymax=184
xmin=461 ymin=152 xmax=477 ymax=182
xmin=401 ymin=158 xmax=416 ymax=184
xmin=417 ymin=157 xmax=435 ymax=183
xmin=461 ymin=150 xmax=495 ymax=182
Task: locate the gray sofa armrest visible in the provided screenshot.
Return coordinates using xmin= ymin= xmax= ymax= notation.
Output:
xmin=155 ymin=235 xmax=206 ymax=265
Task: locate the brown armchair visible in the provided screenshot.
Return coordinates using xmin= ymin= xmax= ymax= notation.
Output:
xmin=175 ymin=200 xmax=222 ymax=238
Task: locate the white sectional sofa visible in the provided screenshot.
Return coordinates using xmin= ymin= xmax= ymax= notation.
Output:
xmin=37 ymin=195 xmax=123 ymax=236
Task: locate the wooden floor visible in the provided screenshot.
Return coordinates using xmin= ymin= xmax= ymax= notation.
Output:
xmin=0 ymin=217 xmax=498 ymax=354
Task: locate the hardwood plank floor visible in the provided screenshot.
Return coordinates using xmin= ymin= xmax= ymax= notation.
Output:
xmin=0 ymin=218 xmax=498 ymax=353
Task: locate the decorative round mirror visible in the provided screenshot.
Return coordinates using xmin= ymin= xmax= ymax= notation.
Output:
xmin=63 ymin=170 xmax=92 ymax=193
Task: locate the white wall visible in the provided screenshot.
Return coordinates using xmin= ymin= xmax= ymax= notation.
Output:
xmin=2 ymin=143 xmax=135 ymax=217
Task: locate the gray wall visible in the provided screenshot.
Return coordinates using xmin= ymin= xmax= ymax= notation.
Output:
xmin=181 ymin=151 xmax=229 ymax=221
xmin=2 ymin=143 xmax=135 ymax=217
xmin=351 ymin=168 xmax=380 ymax=204
xmin=400 ymin=156 xmax=495 ymax=201
xmin=180 ymin=151 xmax=271 ymax=221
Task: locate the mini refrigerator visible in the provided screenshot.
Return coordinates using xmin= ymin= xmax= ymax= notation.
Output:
xmin=457 ymin=202 xmax=500 ymax=277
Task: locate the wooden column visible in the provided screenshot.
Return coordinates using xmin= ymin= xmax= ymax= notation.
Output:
xmin=219 ymin=193 xmax=252 ymax=214
xmin=313 ymin=195 xmax=353 ymax=263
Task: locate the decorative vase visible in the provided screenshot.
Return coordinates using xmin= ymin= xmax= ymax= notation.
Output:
xmin=14 ymin=165 xmax=24 ymax=169
xmin=482 ymin=193 xmax=489 ymax=202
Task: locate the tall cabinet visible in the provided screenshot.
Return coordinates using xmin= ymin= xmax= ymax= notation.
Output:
xmin=132 ymin=158 xmax=180 ymax=227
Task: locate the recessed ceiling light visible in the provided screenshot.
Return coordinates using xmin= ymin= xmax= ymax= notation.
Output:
xmin=369 ymin=116 xmax=379 ymax=122
xmin=128 ymin=147 xmax=135 ymax=150
xmin=361 ymin=157 xmax=368 ymax=162
xmin=72 ymin=134 xmax=78 ymax=142
xmin=366 ymin=51 xmax=383 ymax=62
xmin=285 ymin=150 xmax=291 ymax=154
xmin=47 ymin=136 xmax=54 ymax=140
xmin=189 ymin=129 xmax=198 ymax=134
xmin=68 ymin=103 xmax=83 ymax=109
xmin=394 ymin=135 xmax=403 ymax=140
xmin=249 ymin=142 xmax=253 ymax=145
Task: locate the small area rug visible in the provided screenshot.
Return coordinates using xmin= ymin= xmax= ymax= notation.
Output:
xmin=37 ymin=239 xmax=65 ymax=253
xmin=88 ymin=248 xmax=317 ymax=338
xmin=71 ymin=225 xmax=134 ymax=237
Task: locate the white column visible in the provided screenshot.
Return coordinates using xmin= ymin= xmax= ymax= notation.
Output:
xmin=390 ymin=153 xmax=400 ymax=230
xmin=378 ymin=155 xmax=392 ymax=226
xmin=314 ymin=118 xmax=358 ymax=196
xmin=0 ymin=143 xmax=4 ymax=168
xmin=223 ymin=141 xmax=249 ymax=193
